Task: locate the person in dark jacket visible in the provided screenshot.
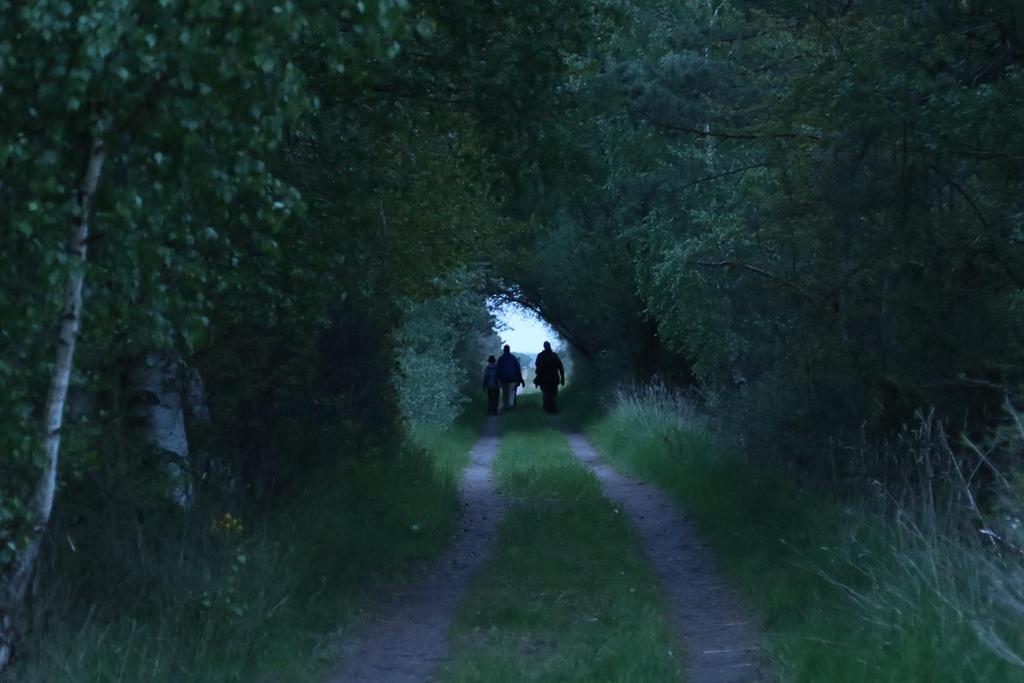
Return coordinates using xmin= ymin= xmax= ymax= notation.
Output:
xmin=533 ymin=341 xmax=565 ymax=414
xmin=482 ymin=355 xmax=500 ymax=416
xmin=496 ymin=345 xmax=525 ymax=410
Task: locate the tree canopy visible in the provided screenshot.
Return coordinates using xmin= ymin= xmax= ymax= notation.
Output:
xmin=2 ymin=0 xmax=1023 ymax=675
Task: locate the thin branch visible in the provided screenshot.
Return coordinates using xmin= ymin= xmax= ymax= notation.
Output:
xmin=692 ymin=259 xmax=818 ymax=302
xmin=366 ymin=82 xmax=470 ymax=106
xmin=492 ymin=290 xmax=596 ymax=362
xmin=678 ymin=162 xmax=766 ymax=190
xmin=650 ymin=120 xmax=821 ymax=142
xmin=115 ymin=73 xmax=171 ymax=135
xmin=927 ymin=165 xmax=991 ymax=231
xmin=919 ymin=377 xmax=1012 ymax=393
xmin=955 ymin=150 xmax=1024 ymax=163
xmin=651 ymin=121 xmax=756 ymax=140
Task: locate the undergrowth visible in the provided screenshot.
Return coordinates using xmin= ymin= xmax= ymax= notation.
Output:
xmin=10 ymin=411 xmax=481 ymax=682
xmin=438 ymin=396 xmax=682 ymax=683
xmin=586 ymin=384 xmax=1024 ymax=683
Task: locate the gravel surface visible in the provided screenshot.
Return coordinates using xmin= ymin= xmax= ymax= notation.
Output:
xmin=327 ymin=418 xmax=506 ymax=683
xmin=563 ymin=429 xmax=771 ymax=683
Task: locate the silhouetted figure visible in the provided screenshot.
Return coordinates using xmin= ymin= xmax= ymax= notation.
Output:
xmin=482 ymin=355 xmax=500 ymax=416
xmin=533 ymin=341 xmax=565 ymax=414
xmin=496 ymin=345 xmax=525 ymax=411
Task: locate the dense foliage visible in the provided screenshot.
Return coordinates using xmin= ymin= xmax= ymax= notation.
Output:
xmin=2 ymin=0 xmax=1023 ymax=677
xmin=0 ymin=0 xmax=591 ymax=674
xmin=518 ymin=0 xmax=1024 ymax=470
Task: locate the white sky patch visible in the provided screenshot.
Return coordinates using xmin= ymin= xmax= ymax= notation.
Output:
xmin=489 ymin=299 xmax=564 ymax=354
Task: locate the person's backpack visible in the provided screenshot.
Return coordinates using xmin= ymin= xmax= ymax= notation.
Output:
xmin=496 ymin=354 xmax=519 ymax=382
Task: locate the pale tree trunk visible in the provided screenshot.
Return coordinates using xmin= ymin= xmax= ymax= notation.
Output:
xmin=0 ymin=138 xmax=106 ymax=672
xmin=127 ymin=353 xmax=194 ymax=507
xmin=702 ymin=0 xmax=722 ymax=167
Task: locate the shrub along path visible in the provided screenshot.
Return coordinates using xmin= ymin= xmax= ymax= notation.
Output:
xmin=563 ymin=429 xmax=770 ymax=683
xmin=328 ymin=418 xmax=507 ymax=683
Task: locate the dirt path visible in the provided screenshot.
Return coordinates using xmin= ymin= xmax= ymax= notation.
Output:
xmin=563 ymin=430 xmax=770 ymax=683
xmin=327 ymin=418 xmax=505 ymax=683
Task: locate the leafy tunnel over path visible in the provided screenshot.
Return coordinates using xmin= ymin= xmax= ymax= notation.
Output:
xmin=3 ymin=0 xmax=1024 ymax=678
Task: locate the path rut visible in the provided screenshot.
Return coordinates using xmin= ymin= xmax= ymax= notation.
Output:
xmin=328 ymin=418 xmax=505 ymax=683
xmin=563 ymin=430 xmax=770 ymax=683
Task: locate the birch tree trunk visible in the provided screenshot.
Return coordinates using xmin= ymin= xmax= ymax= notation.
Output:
xmin=702 ymin=0 xmax=722 ymax=167
xmin=127 ymin=353 xmax=194 ymax=507
xmin=0 ymin=138 xmax=105 ymax=672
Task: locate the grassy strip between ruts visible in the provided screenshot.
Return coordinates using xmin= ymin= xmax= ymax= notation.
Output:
xmin=13 ymin=410 xmax=482 ymax=683
xmin=584 ymin=389 xmax=1024 ymax=683
xmin=437 ymin=394 xmax=683 ymax=683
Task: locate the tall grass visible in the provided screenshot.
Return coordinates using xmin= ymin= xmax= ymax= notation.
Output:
xmin=409 ymin=406 xmax=482 ymax=483
xmin=587 ymin=385 xmax=1024 ymax=682
xmin=11 ymin=414 xmax=481 ymax=682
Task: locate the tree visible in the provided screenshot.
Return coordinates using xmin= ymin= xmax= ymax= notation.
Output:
xmin=510 ymin=0 xmax=1024 ymax=462
xmin=0 ymin=0 xmax=406 ymax=667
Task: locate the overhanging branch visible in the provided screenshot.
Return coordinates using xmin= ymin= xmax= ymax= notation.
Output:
xmin=650 ymin=121 xmax=822 ymax=142
xmin=678 ymin=162 xmax=766 ymax=189
xmin=492 ymin=289 xmax=597 ymax=362
xmin=692 ymin=260 xmax=818 ymax=303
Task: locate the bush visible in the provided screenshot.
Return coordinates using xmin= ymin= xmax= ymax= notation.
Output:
xmin=586 ymin=385 xmax=1024 ymax=682
xmin=10 ymin=421 xmax=470 ymax=682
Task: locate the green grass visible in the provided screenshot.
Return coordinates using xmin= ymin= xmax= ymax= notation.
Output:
xmin=585 ymin=388 xmax=1024 ymax=683
xmin=13 ymin=413 xmax=483 ymax=683
xmin=411 ymin=404 xmax=483 ymax=482
xmin=437 ymin=395 xmax=683 ymax=683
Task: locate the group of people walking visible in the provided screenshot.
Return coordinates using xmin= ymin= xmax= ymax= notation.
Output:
xmin=482 ymin=343 xmax=566 ymax=415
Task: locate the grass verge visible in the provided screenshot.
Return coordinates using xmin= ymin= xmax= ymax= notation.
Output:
xmin=585 ymin=385 xmax=1024 ymax=682
xmin=12 ymin=412 xmax=482 ymax=683
xmin=437 ymin=394 xmax=682 ymax=683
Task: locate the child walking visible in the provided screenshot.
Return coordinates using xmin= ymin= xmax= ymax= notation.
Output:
xmin=482 ymin=355 xmax=500 ymax=416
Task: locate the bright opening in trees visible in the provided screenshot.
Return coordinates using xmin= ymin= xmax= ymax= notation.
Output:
xmin=488 ymin=298 xmax=565 ymax=354
xmin=3 ymin=0 xmax=1023 ymax=679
